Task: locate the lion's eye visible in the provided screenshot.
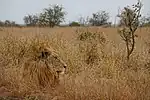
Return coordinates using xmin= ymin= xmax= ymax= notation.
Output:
xmin=54 ymin=56 xmax=58 ymax=59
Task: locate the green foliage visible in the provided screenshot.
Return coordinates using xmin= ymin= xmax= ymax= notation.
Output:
xmin=69 ymin=21 xmax=80 ymax=27
xmin=23 ymin=14 xmax=39 ymax=26
xmin=89 ymin=10 xmax=110 ymax=26
xmin=23 ymin=4 xmax=66 ymax=27
xmin=38 ymin=4 xmax=66 ymax=27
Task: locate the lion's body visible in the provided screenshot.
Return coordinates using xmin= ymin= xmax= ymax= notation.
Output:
xmin=22 ymin=60 xmax=59 ymax=88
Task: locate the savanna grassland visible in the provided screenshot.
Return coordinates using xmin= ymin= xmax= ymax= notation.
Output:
xmin=0 ymin=26 xmax=150 ymax=100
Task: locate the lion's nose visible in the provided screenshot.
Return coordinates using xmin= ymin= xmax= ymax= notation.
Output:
xmin=56 ymin=71 xmax=62 ymax=74
xmin=64 ymin=66 xmax=66 ymax=69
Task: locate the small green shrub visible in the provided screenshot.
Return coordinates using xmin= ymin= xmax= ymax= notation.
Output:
xmin=69 ymin=21 xmax=80 ymax=27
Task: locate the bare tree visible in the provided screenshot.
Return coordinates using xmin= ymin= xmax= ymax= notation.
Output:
xmin=78 ymin=16 xmax=90 ymax=26
xmin=118 ymin=0 xmax=142 ymax=60
xmin=78 ymin=16 xmax=85 ymax=26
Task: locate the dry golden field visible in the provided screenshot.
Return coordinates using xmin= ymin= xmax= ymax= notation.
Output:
xmin=0 ymin=26 xmax=150 ymax=100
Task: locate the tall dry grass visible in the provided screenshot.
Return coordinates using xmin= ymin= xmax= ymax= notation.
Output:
xmin=0 ymin=27 xmax=150 ymax=100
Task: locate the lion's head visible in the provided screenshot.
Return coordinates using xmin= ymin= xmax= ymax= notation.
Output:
xmin=22 ymin=46 xmax=67 ymax=88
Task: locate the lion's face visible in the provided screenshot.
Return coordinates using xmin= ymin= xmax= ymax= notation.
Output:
xmin=47 ymin=51 xmax=67 ymax=76
xmin=39 ymin=47 xmax=67 ymax=75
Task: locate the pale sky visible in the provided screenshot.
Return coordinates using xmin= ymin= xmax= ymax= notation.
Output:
xmin=0 ymin=0 xmax=149 ymax=24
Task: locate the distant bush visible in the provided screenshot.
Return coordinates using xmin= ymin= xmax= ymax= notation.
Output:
xmin=0 ymin=20 xmax=19 ymax=27
xmin=69 ymin=21 xmax=80 ymax=27
xmin=140 ymin=16 xmax=150 ymax=27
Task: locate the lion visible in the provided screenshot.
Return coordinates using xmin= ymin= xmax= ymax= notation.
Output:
xmin=21 ymin=46 xmax=67 ymax=88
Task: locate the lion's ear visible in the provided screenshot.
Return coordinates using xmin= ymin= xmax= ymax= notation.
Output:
xmin=44 ymin=47 xmax=53 ymax=54
xmin=45 ymin=47 xmax=59 ymax=56
xmin=37 ymin=47 xmax=53 ymax=59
